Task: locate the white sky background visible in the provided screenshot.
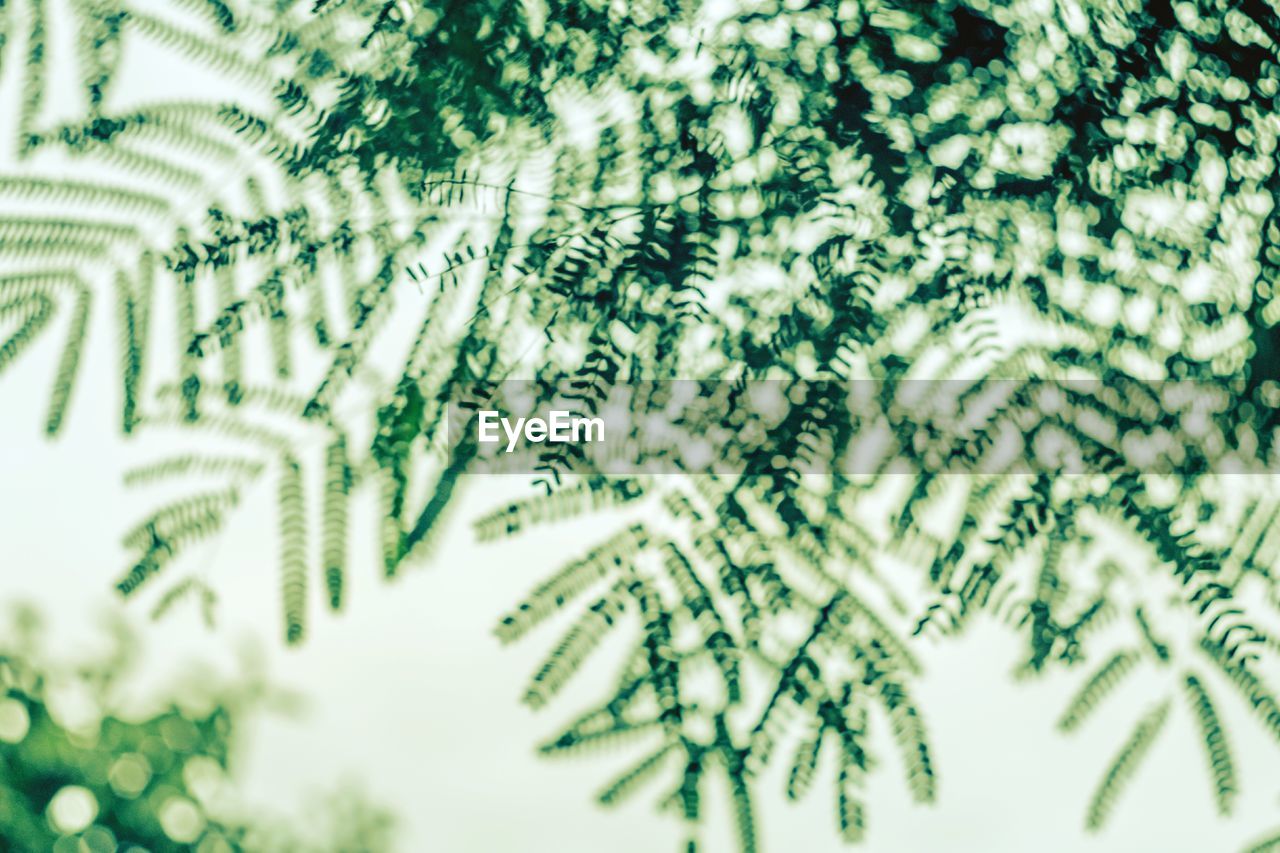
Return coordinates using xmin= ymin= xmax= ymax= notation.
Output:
xmin=2 ymin=2 xmax=1280 ymax=851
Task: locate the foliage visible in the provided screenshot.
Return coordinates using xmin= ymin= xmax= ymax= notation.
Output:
xmin=6 ymin=0 xmax=1280 ymax=849
xmin=0 ymin=606 xmax=395 ymax=851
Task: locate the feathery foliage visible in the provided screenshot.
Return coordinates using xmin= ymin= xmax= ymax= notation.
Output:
xmin=6 ymin=0 xmax=1280 ymax=848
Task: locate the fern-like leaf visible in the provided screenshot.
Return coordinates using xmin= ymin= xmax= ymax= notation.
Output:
xmin=321 ymin=434 xmax=350 ymax=611
xmin=279 ymin=454 xmax=307 ymax=644
xmin=597 ymin=742 xmax=677 ymax=806
xmin=524 ymin=581 xmax=627 ymax=709
xmin=1058 ymin=649 xmax=1141 ymax=732
xmin=1183 ymin=672 xmax=1236 ymax=815
xmin=1085 ymin=700 xmax=1171 ymax=832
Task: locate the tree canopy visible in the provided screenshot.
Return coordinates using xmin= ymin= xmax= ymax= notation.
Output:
xmin=5 ymin=0 xmax=1280 ymax=849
